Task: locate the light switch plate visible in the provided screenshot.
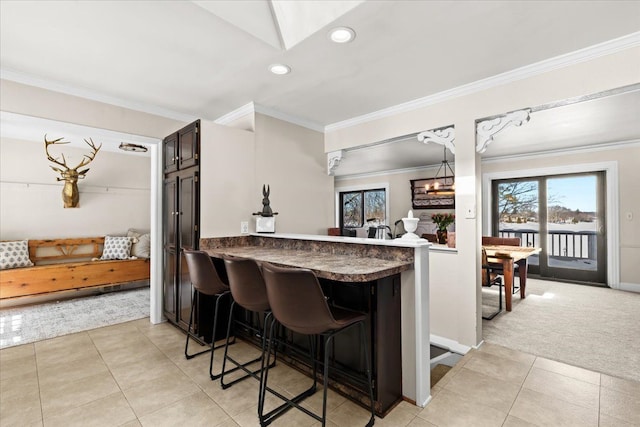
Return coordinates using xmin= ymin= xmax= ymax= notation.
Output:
xmin=465 ymin=204 xmax=476 ymax=219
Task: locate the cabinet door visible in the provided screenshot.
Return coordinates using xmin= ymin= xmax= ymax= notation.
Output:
xmin=163 ymin=248 xmax=177 ymax=322
xmin=177 ymin=120 xmax=199 ymax=170
xmin=176 ymin=170 xmax=199 ymax=329
xmin=163 ymin=177 xmax=177 ymax=249
xmin=163 ymin=132 xmax=178 ymax=173
xmin=178 ymin=170 xmax=199 ymax=251
xmin=177 ymin=249 xmax=193 ymax=330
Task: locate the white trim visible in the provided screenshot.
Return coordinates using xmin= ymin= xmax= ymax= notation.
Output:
xmin=149 ymin=143 xmax=164 ymax=324
xmin=430 ymin=334 xmax=472 ymax=355
xmin=476 ymin=109 xmax=531 ymax=153
xmin=334 ymin=182 xmax=390 ymax=228
xmin=619 ymin=282 xmax=640 ymax=293
xmin=482 ymin=161 xmax=620 ymax=287
xmin=214 ymin=102 xmax=255 ymax=125
xmin=214 ymin=102 xmax=325 ymax=132
xmin=253 ymin=103 xmax=324 ymax=132
xmin=0 ymin=69 xmax=197 ymax=123
xmin=0 ymin=111 xmax=158 ymax=154
xmin=327 ymin=150 xmax=344 ymax=175
xmin=325 ymin=32 xmax=640 ymax=132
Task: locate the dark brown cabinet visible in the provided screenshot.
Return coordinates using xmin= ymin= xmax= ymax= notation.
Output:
xmin=163 ymin=120 xmax=200 ymax=331
xmin=163 ymin=120 xmax=199 ymax=173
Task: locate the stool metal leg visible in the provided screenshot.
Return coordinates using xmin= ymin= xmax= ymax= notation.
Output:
xmin=185 ymin=290 xmax=211 ymax=359
xmin=209 ymin=292 xmax=231 ymax=380
xmin=359 ymin=321 xmax=375 ymax=427
xmin=220 ymin=302 xmax=271 ymax=389
xmin=322 ymin=333 xmax=332 ymax=427
xmin=259 ymin=321 xmax=318 ymax=426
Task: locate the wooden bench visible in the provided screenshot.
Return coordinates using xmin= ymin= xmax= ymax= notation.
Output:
xmin=0 ymin=237 xmax=150 ymax=299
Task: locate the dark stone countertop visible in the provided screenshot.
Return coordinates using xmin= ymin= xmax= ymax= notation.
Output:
xmin=203 ymin=246 xmax=412 ymax=282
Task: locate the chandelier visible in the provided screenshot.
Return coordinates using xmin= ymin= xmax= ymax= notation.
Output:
xmin=425 ymin=147 xmax=455 ymax=195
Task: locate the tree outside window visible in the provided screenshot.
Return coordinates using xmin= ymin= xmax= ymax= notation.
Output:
xmin=340 ymin=189 xmax=386 ymax=229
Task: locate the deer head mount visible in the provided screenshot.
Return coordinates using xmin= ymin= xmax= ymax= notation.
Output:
xmin=44 ymin=135 xmax=102 ymax=208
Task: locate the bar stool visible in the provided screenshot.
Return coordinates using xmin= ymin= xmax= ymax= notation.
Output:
xmin=260 ymin=262 xmax=375 ymax=427
xmin=183 ymin=249 xmax=232 ymax=380
xmin=220 ymin=255 xmax=274 ymax=390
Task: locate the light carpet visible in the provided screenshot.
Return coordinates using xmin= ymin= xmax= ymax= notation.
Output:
xmin=482 ymin=278 xmax=640 ymax=382
xmin=0 ymin=287 xmax=149 ymax=349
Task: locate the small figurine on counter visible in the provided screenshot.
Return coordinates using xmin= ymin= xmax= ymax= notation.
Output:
xmin=253 ymin=184 xmax=278 ymax=217
xmin=253 ymin=184 xmax=278 ymax=233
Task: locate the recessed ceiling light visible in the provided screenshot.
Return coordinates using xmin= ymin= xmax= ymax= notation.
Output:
xmin=329 ymin=27 xmax=356 ymax=43
xmin=269 ymin=64 xmax=291 ymax=75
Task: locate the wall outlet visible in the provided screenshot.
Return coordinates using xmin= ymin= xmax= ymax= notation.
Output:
xmin=240 ymin=221 xmax=249 ymax=234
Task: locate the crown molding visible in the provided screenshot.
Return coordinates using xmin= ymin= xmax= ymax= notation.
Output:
xmin=214 ymin=102 xmax=325 ymax=132
xmin=213 ymin=102 xmax=256 ymax=125
xmin=325 ymin=32 xmax=640 ymax=133
xmin=1 ymin=68 xmax=198 ymax=123
xmin=253 ymin=104 xmax=325 ymax=132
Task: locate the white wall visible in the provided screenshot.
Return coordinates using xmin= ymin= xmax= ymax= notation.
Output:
xmin=254 ymin=114 xmax=334 ymax=235
xmin=199 ymin=120 xmax=256 ymax=237
xmin=0 ymin=137 xmax=150 ymax=240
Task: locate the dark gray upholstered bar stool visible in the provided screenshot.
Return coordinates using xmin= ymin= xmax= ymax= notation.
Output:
xmin=183 ymin=249 xmax=232 ymax=380
xmin=260 ymin=262 xmax=375 ymax=427
xmin=220 ymin=255 xmax=275 ymax=390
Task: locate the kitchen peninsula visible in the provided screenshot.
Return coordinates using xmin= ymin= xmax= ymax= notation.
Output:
xmin=200 ymin=233 xmax=432 ymax=411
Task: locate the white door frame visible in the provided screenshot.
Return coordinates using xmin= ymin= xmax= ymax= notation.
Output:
xmin=482 ymin=161 xmax=619 ymax=288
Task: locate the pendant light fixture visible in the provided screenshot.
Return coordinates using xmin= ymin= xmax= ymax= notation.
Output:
xmin=425 ymin=146 xmax=455 ymax=195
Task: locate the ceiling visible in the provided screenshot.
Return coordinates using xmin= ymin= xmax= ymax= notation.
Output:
xmin=1 ymin=1 xmax=639 ymax=169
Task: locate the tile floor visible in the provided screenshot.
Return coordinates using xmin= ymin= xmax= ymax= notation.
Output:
xmin=1 ymin=318 xmax=639 ymax=427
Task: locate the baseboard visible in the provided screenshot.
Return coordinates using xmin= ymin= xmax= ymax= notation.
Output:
xmin=430 ymin=334 xmax=472 ymax=355
xmin=0 ymin=280 xmax=149 ymax=308
xmin=619 ymin=282 xmax=640 ymax=293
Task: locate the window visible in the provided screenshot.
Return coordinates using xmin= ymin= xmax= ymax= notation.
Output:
xmin=339 ymin=188 xmax=386 ymax=229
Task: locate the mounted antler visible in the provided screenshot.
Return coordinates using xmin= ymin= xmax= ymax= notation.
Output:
xmin=44 ymin=134 xmax=102 ymax=208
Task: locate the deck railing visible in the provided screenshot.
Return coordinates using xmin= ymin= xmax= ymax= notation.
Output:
xmin=499 ymin=228 xmax=597 ymax=260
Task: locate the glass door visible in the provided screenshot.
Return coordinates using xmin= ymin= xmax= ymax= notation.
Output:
xmin=543 ymin=173 xmax=606 ymax=283
xmin=494 ymin=179 xmax=540 ymax=272
xmin=493 ymin=172 xmax=606 ymax=285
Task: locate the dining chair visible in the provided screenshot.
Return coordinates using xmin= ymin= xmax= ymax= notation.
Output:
xmin=482 ymin=236 xmax=522 ymax=294
xmin=481 ymin=248 xmax=503 ymax=320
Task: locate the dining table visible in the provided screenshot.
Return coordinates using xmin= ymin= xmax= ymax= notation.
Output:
xmin=482 ymin=244 xmax=542 ymax=311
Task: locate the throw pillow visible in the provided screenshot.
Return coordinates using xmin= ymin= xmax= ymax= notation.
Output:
xmin=127 ymin=229 xmax=151 ymax=258
xmin=0 ymin=240 xmax=34 ymax=269
xmin=100 ymin=236 xmax=133 ymax=260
